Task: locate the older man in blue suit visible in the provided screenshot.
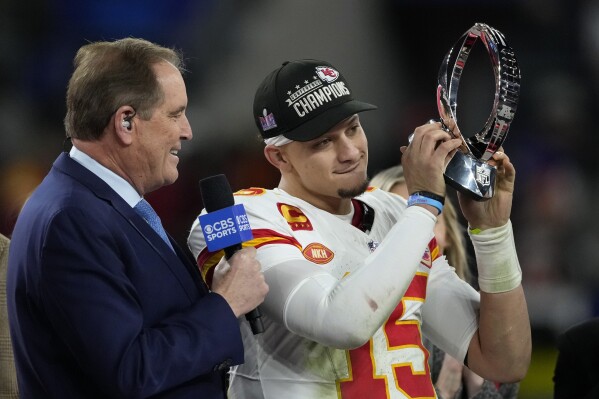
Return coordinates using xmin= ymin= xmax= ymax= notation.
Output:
xmin=6 ymin=38 xmax=268 ymax=398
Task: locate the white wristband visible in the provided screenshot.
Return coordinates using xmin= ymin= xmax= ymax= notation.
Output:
xmin=469 ymin=220 xmax=522 ymax=293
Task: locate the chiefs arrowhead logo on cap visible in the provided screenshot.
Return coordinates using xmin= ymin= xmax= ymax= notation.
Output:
xmin=315 ymin=66 xmax=339 ymax=83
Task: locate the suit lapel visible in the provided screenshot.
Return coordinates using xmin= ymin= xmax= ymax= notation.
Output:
xmin=53 ymin=153 xmax=208 ymax=296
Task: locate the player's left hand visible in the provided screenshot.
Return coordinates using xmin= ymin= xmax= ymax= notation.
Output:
xmin=458 ymin=148 xmax=515 ymax=230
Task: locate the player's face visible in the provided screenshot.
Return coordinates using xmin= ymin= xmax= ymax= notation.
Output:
xmin=129 ymin=61 xmax=192 ymax=195
xmin=282 ymin=114 xmax=369 ymax=212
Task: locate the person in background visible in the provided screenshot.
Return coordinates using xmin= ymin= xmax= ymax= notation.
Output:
xmin=188 ymin=59 xmax=530 ymax=398
xmin=7 ymin=38 xmax=267 ymax=399
xmin=553 ymin=317 xmax=599 ymax=399
xmin=371 ymin=164 xmax=519 ymax=399
xmin=0 ymin=233 xmax=18 ymax=399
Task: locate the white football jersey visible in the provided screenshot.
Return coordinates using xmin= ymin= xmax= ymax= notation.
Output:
xmin=188 ymin=187 xmax=479 ymax=399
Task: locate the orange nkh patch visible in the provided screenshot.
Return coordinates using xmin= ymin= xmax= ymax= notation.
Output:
xmin=277 ymin=203 xmax=313 ymax=231
xmin=302 ymin=243 xmax=334 ymax=264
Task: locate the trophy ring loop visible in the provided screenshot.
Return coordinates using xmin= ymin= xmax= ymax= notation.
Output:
xmin=437 ymin=23 xmax=521 ymax=162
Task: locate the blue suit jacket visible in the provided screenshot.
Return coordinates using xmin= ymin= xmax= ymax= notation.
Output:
xmin=7 ymin=153 xmax=243 ymax=398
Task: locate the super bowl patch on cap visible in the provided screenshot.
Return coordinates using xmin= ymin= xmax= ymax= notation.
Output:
xmin=259 ymin=108 xmax=277 ymax=132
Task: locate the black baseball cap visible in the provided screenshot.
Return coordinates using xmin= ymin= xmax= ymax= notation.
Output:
xmin=253 ymin=59 xmax=378 ymax=142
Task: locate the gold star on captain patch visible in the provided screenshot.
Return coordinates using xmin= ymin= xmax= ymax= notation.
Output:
xmin=304 ymin=80 xmax=308 ymax=84
xmin=287 ymin=91 xmax=291 ymax=95
xmin=295 ymin=85 xmax=300 ymax=89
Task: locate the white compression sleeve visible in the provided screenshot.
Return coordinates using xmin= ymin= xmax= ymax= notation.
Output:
xmin=261 ymin=206 xmax=436 ymax=349
xmin=469 ymin=220 xmax=522 ymax=293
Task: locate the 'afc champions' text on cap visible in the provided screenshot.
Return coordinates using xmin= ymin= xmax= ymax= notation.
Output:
xmin=253 ymin=59 xmax=378 ymax=142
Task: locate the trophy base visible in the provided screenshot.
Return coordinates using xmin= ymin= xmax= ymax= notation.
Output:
xmin=444 ymin=151 xmax=496 ymax=201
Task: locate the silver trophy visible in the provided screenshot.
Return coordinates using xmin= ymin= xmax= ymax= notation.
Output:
xmin=437 ymin=23 xmax=520 ymax=200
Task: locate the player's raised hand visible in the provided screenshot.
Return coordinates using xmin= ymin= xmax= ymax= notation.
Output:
xmin=458 ymin=148 xmax=515 ymax=230
xmin=400 ymin=121 xmax=462 ymax=197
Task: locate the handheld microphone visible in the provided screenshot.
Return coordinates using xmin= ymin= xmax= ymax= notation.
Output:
xmin=198 ymin=174 xmax=264 ymax=334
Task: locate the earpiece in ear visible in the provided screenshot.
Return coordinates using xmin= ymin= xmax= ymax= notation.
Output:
xmin=121 ymin=109 xmax=136 ymax=130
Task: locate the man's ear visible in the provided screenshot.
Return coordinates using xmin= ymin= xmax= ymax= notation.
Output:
xmin=114 ymin=106 xmax=136 ymax=145
xmin=264 ymin=145 xmax=292 ymax=172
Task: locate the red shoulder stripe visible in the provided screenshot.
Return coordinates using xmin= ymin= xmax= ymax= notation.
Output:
xmin=195 ymin=228 xmax=303 ymax=287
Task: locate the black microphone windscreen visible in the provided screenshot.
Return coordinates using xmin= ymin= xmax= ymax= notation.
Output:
xmin=198 ymin=174 xmax=265 ymax=334
xmin=199 ymin=174 xmax=234 ymax=212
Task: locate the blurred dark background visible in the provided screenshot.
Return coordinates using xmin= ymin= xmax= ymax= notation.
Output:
xmin=2 ymin=1 xmax=598 ymax=397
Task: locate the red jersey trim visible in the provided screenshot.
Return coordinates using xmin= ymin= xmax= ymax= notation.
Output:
xmin=196 ymin=228 xmax=303 ymax=287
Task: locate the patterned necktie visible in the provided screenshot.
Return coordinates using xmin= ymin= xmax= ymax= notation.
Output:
xmin=134 ymin=199 xmax=174 ymax=251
